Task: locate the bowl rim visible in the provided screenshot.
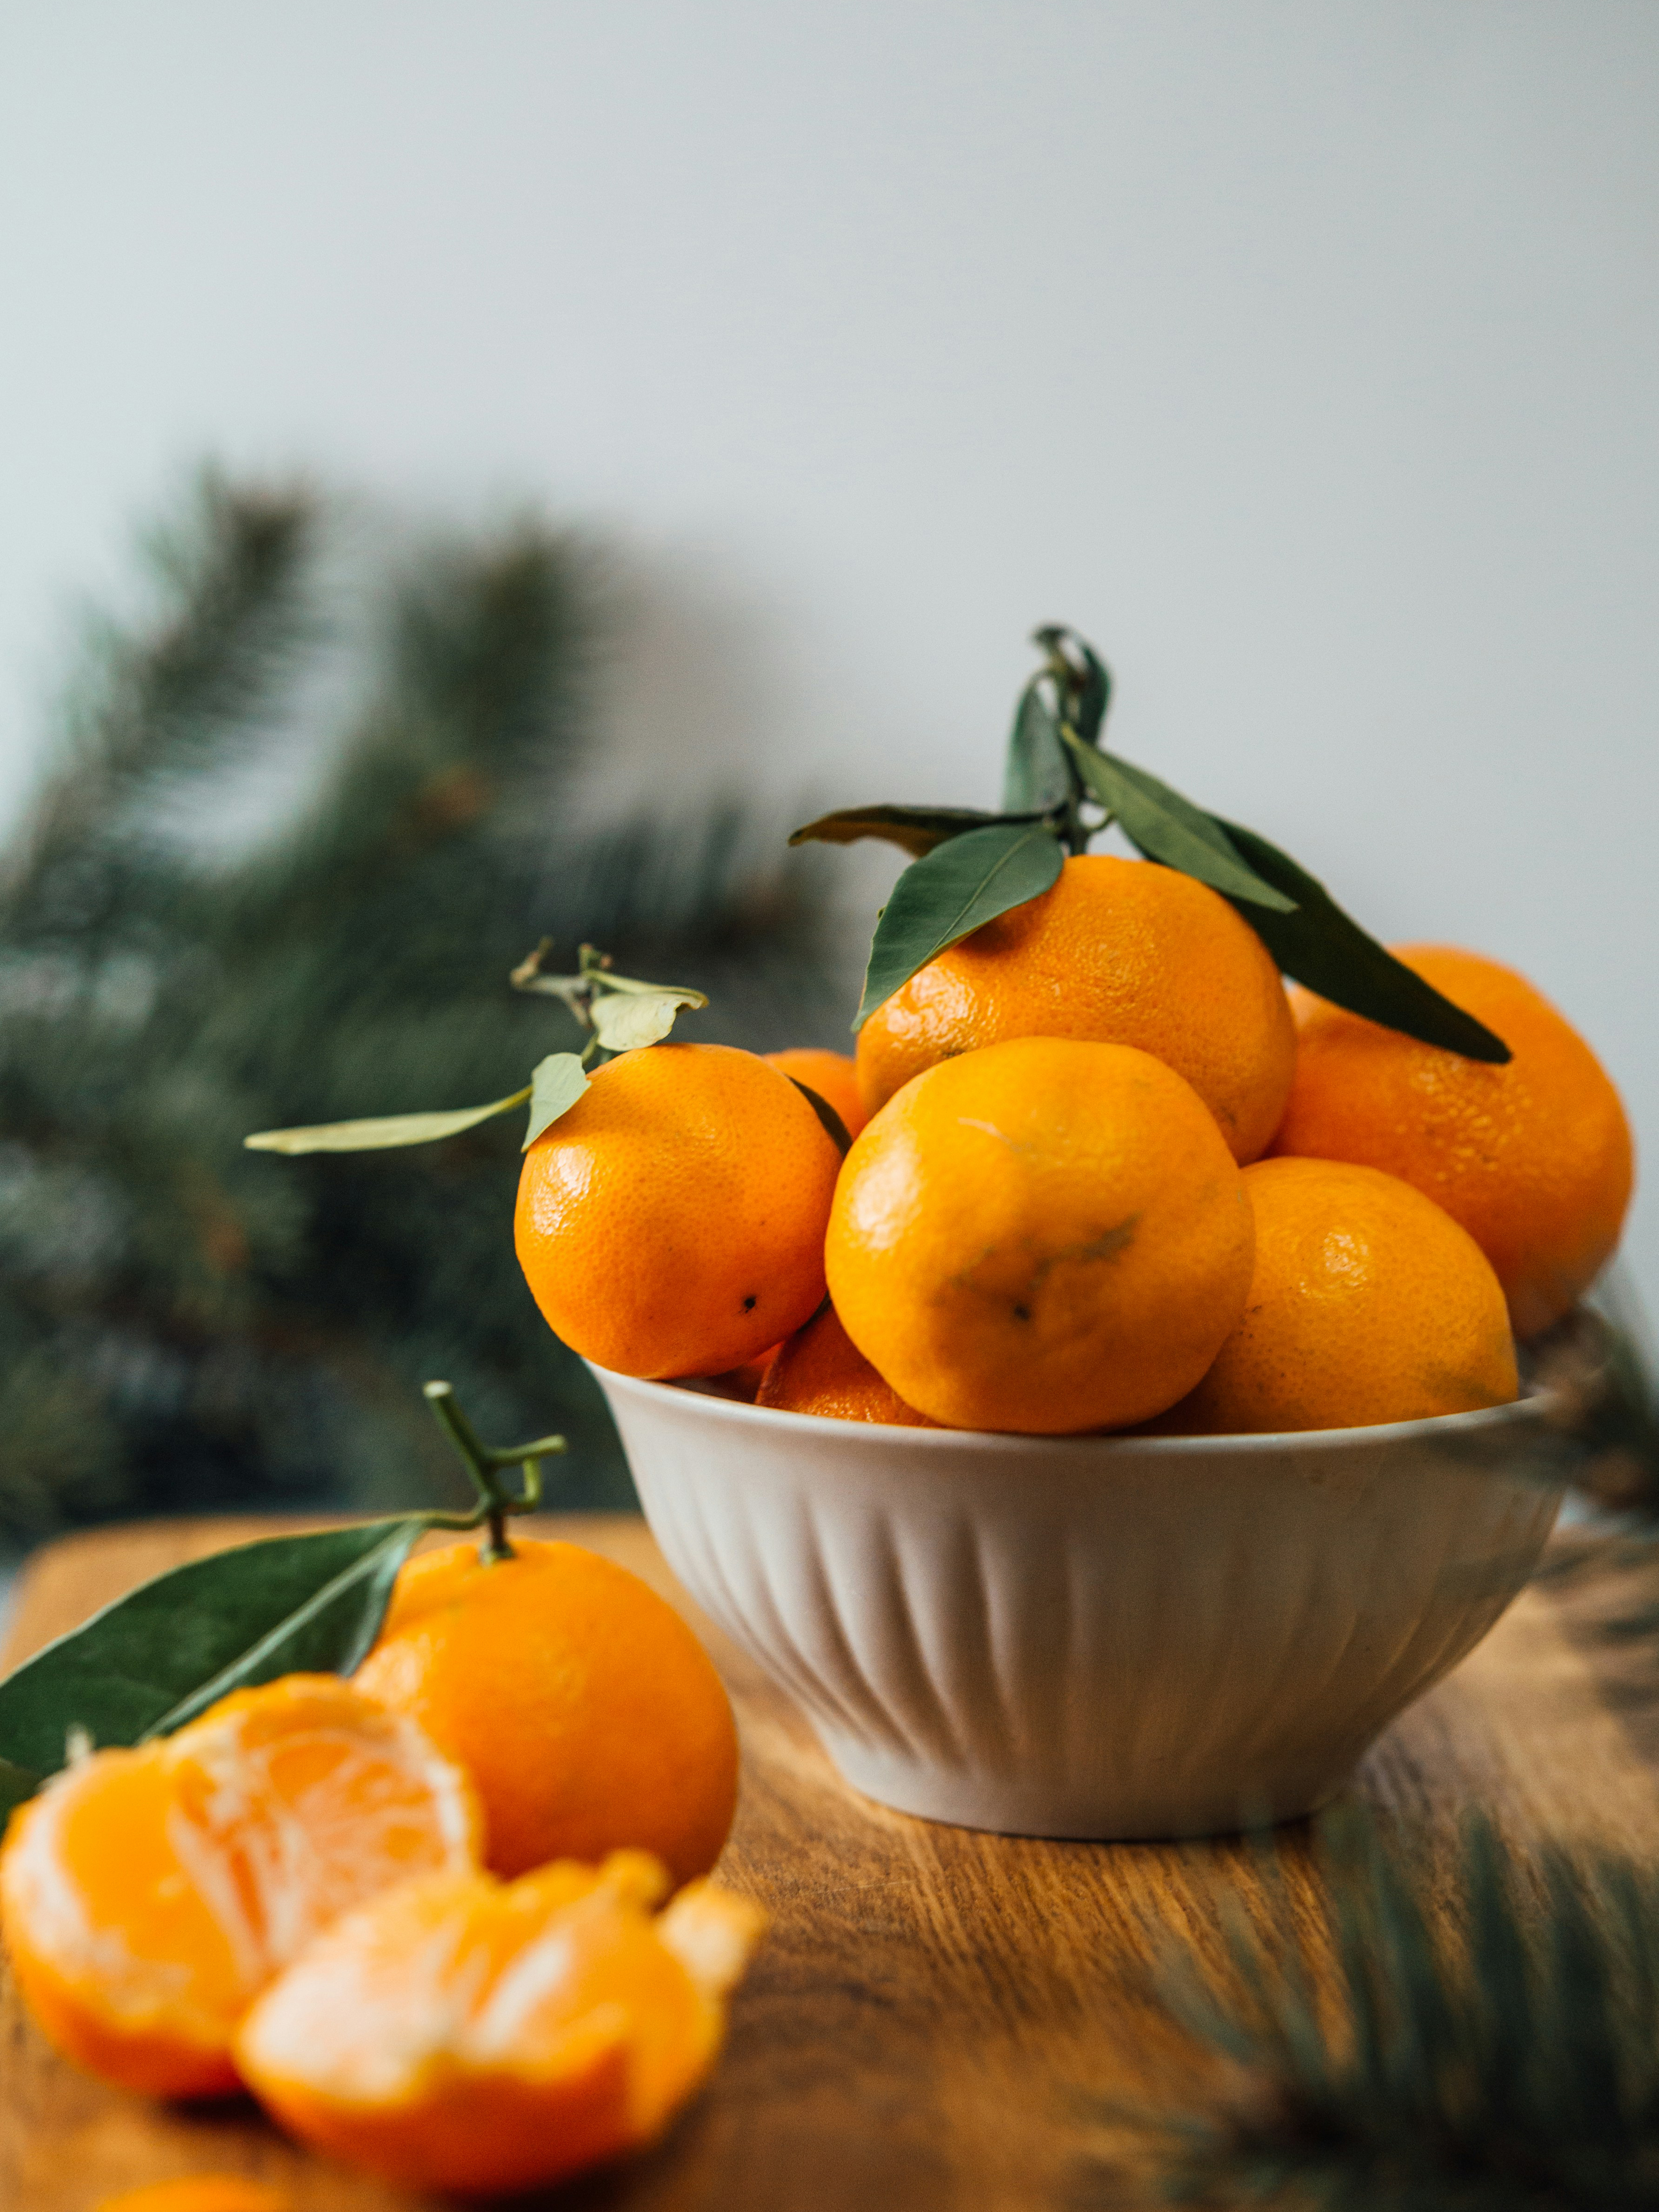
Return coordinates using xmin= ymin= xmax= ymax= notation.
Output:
xmin=587 ymin=1363 xmax=1565 ymax=1460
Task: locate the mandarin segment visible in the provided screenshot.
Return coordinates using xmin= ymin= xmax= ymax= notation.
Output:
xmin=0 ymin=1675 xmax=479 ymax=2099
xmin=515 ymin=1042 xmax=843 ymax=1378
xmin=854 ymin=853 xmax=1296 ymax=1160
xmin=757 ymin=1304 xmax=939 ymax=1427
xmin=1151 ymin=1158 xmax=1519 ymax=1435
xmin=235 ymin=1850 xmax=764 ymax=2199
xmin=826 ymin=1036 xmax=1255 ymax=1433
xmin=1273 ymin=946 xmax=1634 ymax=1338
xmin=354 ymin=1537 xmax=739 ymax=1883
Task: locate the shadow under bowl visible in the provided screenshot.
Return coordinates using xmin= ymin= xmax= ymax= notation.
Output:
xmin=588 ymin=1368 xmax=1568 ymax=1840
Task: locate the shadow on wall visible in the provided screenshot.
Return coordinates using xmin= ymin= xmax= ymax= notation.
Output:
xmin=0 ymin=468 xmax=859 ymax=1546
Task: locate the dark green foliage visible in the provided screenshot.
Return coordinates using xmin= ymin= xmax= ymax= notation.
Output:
xmin=1119 ymin=1812 xmax=1659 ymax=2211
xmin=0 ymin=470 xmax=849 ymax=1540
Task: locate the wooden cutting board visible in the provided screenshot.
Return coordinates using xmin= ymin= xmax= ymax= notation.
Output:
xmin=1 ymin=1512 xmax=1655 ymax=2212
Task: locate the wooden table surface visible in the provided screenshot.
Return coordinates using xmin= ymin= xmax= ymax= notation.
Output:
xmin=1 ymin=1512 xmax=1655 ymax=2212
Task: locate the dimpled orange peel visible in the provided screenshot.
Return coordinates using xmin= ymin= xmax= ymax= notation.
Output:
xmin=855 ymin=853 xmax=1296 ymax=1161
xmin=354 ymin=1536 xmax=738 ymax=1884
xmin=763 ymin=1047 xmax=869 ymax=1137
xmin=826 ymin=1035 xmax=1255 ymax=1433
xmin=515 ymin=1042 xmax=842 ymax=1378
xmin=1273 ymin=946 xmax=1634 ymax=1338
xmin=757 ymin=1303 xmax=940 ymax=1427
xmin=1148 ymin=1157 xmax=1519 ymax=1435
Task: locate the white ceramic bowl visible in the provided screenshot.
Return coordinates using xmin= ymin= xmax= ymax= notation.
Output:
xmin=590 ymin=1367 xmax=1568 ymax=1839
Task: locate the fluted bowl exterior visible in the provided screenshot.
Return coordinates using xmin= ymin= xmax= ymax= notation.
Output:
xmin=589 ymin=1370 xmax=1566 ymax=1839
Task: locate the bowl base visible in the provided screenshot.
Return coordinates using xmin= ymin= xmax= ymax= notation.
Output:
xmin=822 ymin=1732 xmax=1355 ymax=1841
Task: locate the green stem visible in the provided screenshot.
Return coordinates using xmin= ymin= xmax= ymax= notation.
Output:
xmin=422 ymin=1380 xmax=566 ymax=1562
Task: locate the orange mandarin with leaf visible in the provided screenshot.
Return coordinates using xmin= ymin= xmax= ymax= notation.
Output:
xmin=516 ymin=1042 xmax=842 ymax=1378
xmin=1273 ymin=947 xmax=1634 ymax=1338
xmin=855 ymin=854 xmax=1296 ymax=1162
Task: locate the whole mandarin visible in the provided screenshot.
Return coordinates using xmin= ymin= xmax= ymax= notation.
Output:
xmin=1273 ymin=947 xmax=1633 ymax=1338
xmin=515 ymin=1043 xmax=842 ymax=1378
xmin=758 ymin=1304 xmax=939 ymax=1426
xmin=354 ymin=1537 xmax=738 ymax=1885
xmin=855 ymin=853 xmax=1295 ymax=1160
xmin=826 ymin=1036 xmax=1255 ymax=1433
xmin=764 ymin=1048 xmax=868 ymax=1138
xmin=1148 ymin=1157 xmax=1519 ymax=1434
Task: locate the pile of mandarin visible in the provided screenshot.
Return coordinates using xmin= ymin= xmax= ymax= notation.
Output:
xmin=517 ymin=855 xmax=1633 ymax=1434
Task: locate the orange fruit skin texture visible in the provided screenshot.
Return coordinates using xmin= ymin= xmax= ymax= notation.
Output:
xmin=763 ymin=1047 xmax=869 ymax=1137
xmin=97 ymin=2183 xmax=290 ymax=2212
xmin=1150 ymin=1158 xmax=1519 ymax=1435
xmin=0 ymin=1676 xmax=479 ymax=2100
xmin=236 ymin=1850 xmax=763 ymax=2200
xmin=757 ymin=1303 xmax=939 ymax=1427
xmin=826 ymin=1036 xmax=1255 ymax=1433
xmin=1273 ymin=946 xmax=1635 ymax=1339
xmin=516 ymin=1043 xmax=843 ymax=1379
xmin=353 ymin=1538 xmax=739 ymax=1886
xmin=855 ymin=854 xmax=1296 ymax=1163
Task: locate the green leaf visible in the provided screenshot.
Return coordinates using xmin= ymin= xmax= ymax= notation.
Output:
xmin=854 ymin=823 xmax=1064 ymax=1027
xmin=1212 ymin=819 xmax=1512 ymax=1064
xmin=1062 ymin=733 xmax=1297 ymax=913
xmin=245 ymin=1086 xmax=532 ymax=1155
xmin=0 ymin=1519 xmax=430 ymax=1790
xmin=522 ymin=1052 xmax=591 ymax=1148
xmin=589 ymin=986 xmax=704 ymax=1052
xmin=1001 ymin=684 xmax=1071 ymax=813
xmin=790 ymin=804 xmax=1032 ymax=859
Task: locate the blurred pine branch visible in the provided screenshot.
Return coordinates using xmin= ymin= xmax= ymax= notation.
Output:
xmin=1100 ymin=1809 xmax=1659 ymax=2212
xmin=0 ymin=469 xmax=851 ymax=1539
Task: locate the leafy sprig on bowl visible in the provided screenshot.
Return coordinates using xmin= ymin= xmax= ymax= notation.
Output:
xmin=793 ymin=626 xmax=1510 ymax=1062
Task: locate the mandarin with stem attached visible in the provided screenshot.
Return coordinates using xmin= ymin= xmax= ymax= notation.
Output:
xmin=1149 ymin=1158 xmax=1519 ymax=1435
xmin=516 ymin=1042 xmax=842 ymax=1378
xmin=0 ymin=1676 xmax=478 ymax=2099
xmin=855 ymin=853 xmax=1296 ymax=1160
xmin=237 ymin=1850 xmax=763 ymax=2199
xmin=827 ymin=1036 xmax=1255 ymax=1433
xmin=354 ymin=1536 xmax=738 ymax=1884
xmin=1273 ymin=947 xmax=1634 ymax=1338
xmin=758 ymin=1304 xmax=939 ymax=1427
xmin=763 ymin=1048 xmax=868 ymax=1137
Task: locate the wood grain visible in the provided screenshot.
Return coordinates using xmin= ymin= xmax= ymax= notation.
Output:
xmin=0 ymin=1514 xmax=1653 ymax=2212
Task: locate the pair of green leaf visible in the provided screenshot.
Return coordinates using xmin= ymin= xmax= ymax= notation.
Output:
xmin=244 ymin=948 xmax=708 ymax=1159
xmin=0 ymin=1386 xmax=563 ymax=1819
xmin=791 ymin=632 xmax=1509 ymax=1064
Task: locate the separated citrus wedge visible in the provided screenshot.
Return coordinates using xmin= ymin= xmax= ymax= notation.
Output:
xmin=237 ymin=1849 xmax=763 ymax=2198
xmin=0 ymin=1675 xmax=479 ymax=2098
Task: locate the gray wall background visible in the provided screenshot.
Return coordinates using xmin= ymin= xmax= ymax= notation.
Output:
xmin=1 ymin=4 xmax=1656 ymax=1310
